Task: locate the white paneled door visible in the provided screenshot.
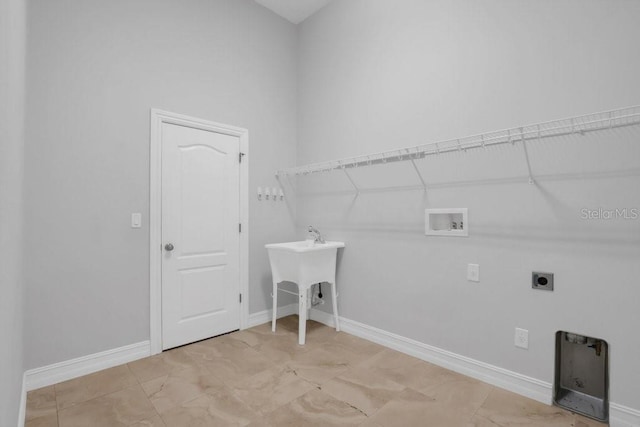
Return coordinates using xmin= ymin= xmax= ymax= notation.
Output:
xmin=161 ymin=122 xmax=240 ymax=350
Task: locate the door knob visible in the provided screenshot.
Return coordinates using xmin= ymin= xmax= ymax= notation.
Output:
xmin=164 ymin=243 xmax=174 ymax=251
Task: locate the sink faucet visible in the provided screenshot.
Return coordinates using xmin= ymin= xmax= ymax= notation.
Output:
xmin=308 ymin=226 xmax=325 ymax=244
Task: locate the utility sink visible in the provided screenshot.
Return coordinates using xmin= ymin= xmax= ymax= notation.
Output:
xmin=266 ymin=240 xmax=345 ymax=252
xmin=265 ymin=241 xmax=345 ymax=285
xmin=266 ymin=240 xmax=345 ymax=344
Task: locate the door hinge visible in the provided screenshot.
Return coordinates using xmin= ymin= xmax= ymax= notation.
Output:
xmin=239 ymin=223 xmax=242 ymax=233
xmin=239 ymin=152 xmax=245 ymax=163
xmin=239 ymin=293 xmax=242 ymax=303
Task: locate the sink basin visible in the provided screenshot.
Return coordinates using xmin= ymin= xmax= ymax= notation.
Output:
xmin=266 ymin=240 xmax=345 ymax=345
xmin=265 ymin=240 xmax=345 ymax=253
xmin=265 ymin=241 xmax=345 ymax=286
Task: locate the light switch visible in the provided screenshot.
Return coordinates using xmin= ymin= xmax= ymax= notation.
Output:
xmin=131 ymin=213 xmax=142 ymax=228
xmin=515 ymin=328 xmax=529 ymax=349
xmin=467 ymin=264 xmax=480 ymax=282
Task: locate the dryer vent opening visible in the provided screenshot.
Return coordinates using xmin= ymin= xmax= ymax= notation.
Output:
xmin=554 ymin=331 xmax=609 ymax=422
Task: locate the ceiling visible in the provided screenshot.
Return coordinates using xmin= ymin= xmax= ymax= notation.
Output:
xmin=254 ymin=0 xmax=333 ymax=24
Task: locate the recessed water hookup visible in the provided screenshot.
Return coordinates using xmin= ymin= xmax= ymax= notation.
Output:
xmin=425 ymin=208 xmax=468 ymax=237
xmin=554 ymin=331 xmax=609 ymax=422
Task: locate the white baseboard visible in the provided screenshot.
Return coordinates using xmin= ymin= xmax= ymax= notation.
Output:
xmin=310 ymin=308 xmax=639 ymax=427
xmin=247 ymin=303 xmax=298 ymax=328
xmin=24 ymin=341 xmax=150 ymax=392
xmin=610 ymin=403 xmax=640 ymax=427
xmin=20 ymin=308 xmax=638 ymax=427
xmin=22 ymin=304 xmax=297 ymax=398
xmin=18 ymin=372 xmax=26 ymax=427
xmin=309 ymin=307 xmax=335 ymax=327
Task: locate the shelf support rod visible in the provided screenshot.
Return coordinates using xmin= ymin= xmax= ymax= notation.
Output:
xmin=520 ymin=127 xmax=535 ymax=185
xmin=608 ymin=111 xmax=613 ymax=128
xmin=410 ymin=159 xmax=427 ymax=191
xmin=343 ymin=168 xmax=360 ymax=194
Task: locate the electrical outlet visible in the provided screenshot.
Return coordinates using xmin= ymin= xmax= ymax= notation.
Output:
xmin=515 ymin=328 xmax=529 ymax=349
xmin=467 ymin=264 xmax=480 ymax=282
xmin=532 ymin=272 xmax=554 ymax=291
xmin=131 ymin=213 xmax=142 ymax=228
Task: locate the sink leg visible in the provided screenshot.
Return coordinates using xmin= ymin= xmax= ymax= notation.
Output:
xmin=271 ymin=280 xmax=278 ymax=332
xmin=331 ymin=281 xmax=340 ymax=332
xmin=298 ymin=287 xmax=307 ymax=345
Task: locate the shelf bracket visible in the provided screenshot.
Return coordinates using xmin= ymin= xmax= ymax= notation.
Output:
xmin=343 ymin=168 xmax=360 ymax=194
xmin=519 ymin=127 xmax=535 ymax=185
xmin=410 ymin=159 xmax=427 ymax=191
xmin=275 ymin=171 xmax=296 ymax=195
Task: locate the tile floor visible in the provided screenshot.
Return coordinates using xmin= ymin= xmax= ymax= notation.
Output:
xmin=26 ymin=316 xmax=607 ymax=427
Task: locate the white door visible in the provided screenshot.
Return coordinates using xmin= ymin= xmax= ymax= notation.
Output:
xmin=161 ymin=122 xmax=240 ymax=350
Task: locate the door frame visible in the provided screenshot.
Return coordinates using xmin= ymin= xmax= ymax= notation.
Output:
xmin=149 ymin=109 xmax=249 ymax=355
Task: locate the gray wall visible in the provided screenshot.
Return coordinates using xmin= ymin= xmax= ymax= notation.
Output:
xmin=24 ymin=0 xmax=298 ymax=370
xmin=21 ymin=0 xmax=640 ymax=414
xmin=0 ymin=0 xmax=25 ymax=423
xmin=297 ymin=0 xmax=640 ymax=409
